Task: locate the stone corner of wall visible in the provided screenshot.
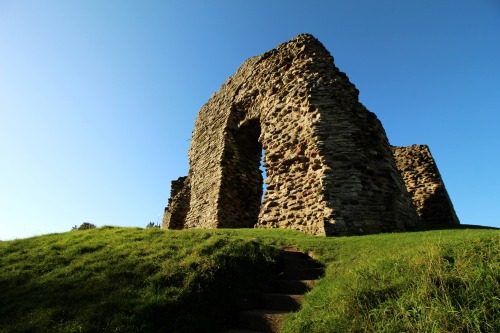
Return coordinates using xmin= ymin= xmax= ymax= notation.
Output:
xmin=161 ymin=175 xmax=191 ymax=230
xmin=391 ymin=143 xmax=460 ymax=226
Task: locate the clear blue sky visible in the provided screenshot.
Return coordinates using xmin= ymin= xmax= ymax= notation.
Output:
xmin=1 ymin=1 xmax=499 ymax=240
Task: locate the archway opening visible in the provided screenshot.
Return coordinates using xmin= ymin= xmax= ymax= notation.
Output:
xmin=260 ymin=148 xmax=267 ymax=200
xmin=219 ymin=119 xmax=263 ymax=228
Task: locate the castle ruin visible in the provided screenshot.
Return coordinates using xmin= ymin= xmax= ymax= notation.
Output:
xmin=162 ymin=34 xmax=459 ymax=236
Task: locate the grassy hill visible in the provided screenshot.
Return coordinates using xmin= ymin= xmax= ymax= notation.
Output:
xmin=1 ymin=226 xmax=499 ymax=332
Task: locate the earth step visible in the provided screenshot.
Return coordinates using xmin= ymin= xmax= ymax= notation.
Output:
xmin=238 ymin=309 xmax=287 ymax=332
xmin=222 ymin=250 xmax=324 ymax=332
xmin=282 ymin=251 xmax=321 ymax=264
xmin=262 ymin=293 xmax=302 ymax=311
xmin=283 ymin=257 xmax=323 ymax=269
xmin=272 ymin=279 xmax=316 ymax=294
xmin=238 ymin=294 xmax=262 ymax=310
xmin=277 ymin=267 xmax=324 ymax=280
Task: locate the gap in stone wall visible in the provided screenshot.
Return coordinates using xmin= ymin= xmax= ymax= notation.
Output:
xmin=260 ymin=148 xmax=267 ymax=201
xmin=219 ymin=118 xmax=263 ymax=227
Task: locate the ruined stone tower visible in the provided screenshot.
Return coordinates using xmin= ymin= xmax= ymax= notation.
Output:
xmin=162 ymin=34 xmax=458 ymax=236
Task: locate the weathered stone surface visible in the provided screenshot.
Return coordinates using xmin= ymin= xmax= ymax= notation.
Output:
xmin=392 ymin=145 xmax=460 ymax=225
xmin=161 ymin=176 xmax=190 ymax=230
xmin=162 ymin=34 xmax=425 ymax=236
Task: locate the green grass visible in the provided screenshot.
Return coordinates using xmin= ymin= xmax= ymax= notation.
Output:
xmin=1 ymin=226 xmax=499 ymax=332
xmin=0 ymin=227 xmax=279 ymax=332
xmin=278 ymin=229 xmax=500 ymax=333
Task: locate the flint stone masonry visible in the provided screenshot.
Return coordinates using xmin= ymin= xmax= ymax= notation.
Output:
xmin=392 ymin=145 xmax=460 ymax=225
xmin=162 ymin=34 xmax=457 ymax=236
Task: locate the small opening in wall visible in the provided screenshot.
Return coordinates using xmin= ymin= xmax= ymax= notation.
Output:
xmin=260 ymin=148 xmax=267 ymax=200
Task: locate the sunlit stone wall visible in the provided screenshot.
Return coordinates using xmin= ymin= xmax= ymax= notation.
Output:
xmin=162 ymin=34 xmax=424 ymax=235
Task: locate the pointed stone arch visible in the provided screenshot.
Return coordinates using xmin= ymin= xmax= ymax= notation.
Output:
xmin=162 ymin=34 xmax=422 ymax=236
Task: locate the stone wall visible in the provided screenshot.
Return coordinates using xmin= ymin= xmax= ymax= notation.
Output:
xmin=162 ymin=34 xmax=425 ymax=236
xmin=161 ymin=176 xmax=190 ymax=230
xmin=392 ymin=145 xmax=460 ymax=225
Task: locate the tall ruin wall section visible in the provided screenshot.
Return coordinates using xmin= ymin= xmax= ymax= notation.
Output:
xmin=162 ymin=34 xmax=429 ymax=236
xmin=392 ymin=145 xmax=460 ymax=226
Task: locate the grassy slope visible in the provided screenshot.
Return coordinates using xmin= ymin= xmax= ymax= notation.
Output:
xmin=278 ymin=228 xmax=500 ymax=333
xmin=0 ymin=227 xmax=279 ymax=332
xmin=1 ymin=227 xmax=499 ymax=332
